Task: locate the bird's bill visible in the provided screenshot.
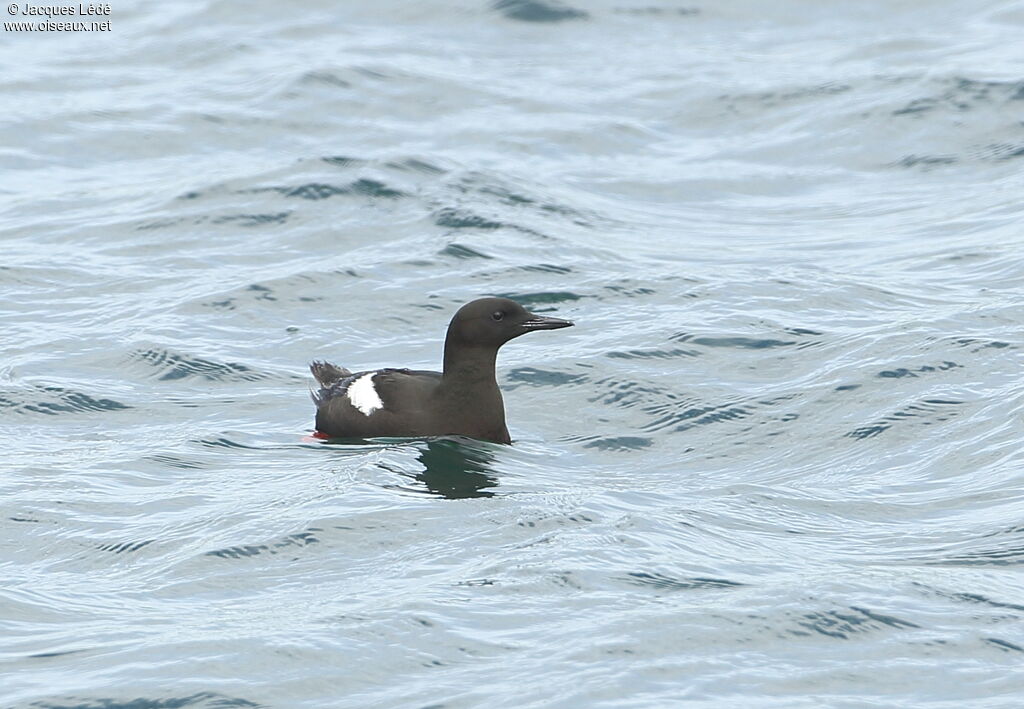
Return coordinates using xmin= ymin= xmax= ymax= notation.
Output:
xmin=520 ymin=315 xmax=574 ymax=330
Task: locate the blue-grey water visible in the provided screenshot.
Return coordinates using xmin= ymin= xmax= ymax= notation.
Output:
xmin=3 ymin=1 xmax=1024 ymax=707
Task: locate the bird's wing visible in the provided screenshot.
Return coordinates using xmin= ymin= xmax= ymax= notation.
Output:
xmin=369 ymin=368 xmax=442 ymax=414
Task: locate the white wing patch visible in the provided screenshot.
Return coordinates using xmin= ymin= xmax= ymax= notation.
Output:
xmin=346 ymin=372 xmax=384 ymax=416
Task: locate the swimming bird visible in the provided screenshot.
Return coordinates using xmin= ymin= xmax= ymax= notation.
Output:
xmin=310 ymin=297 xmax=574 ymax=444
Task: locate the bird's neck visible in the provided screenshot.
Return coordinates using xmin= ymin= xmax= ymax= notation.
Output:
xmin=442 ymin=337 xmax=499 ymax=387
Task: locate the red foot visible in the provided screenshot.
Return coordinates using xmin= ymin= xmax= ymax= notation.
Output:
xmin=302 ymin=431 xmax=332 ymax=442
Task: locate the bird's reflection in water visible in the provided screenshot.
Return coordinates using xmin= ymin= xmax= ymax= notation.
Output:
xmin=414 ymin=438 xmax=498 ymax=499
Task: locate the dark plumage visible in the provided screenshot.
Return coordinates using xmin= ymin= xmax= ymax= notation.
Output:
xmin=310 ymin=297 xmax=574 ymax=443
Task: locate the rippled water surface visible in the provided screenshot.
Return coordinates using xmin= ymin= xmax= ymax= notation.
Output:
xmin=4 ymin=1 xmax=1024 ymax=707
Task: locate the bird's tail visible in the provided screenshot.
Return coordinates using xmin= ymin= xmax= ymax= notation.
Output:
xmin=310 ymin=360 xmax=352 ymax=388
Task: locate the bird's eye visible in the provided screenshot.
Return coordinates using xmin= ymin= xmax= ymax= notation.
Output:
xmin=492 ymin=311 xmax=504 ymax=321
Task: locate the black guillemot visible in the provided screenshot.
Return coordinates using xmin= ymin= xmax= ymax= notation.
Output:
xmin=310 ymin=297 xmax=574 ymax=444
